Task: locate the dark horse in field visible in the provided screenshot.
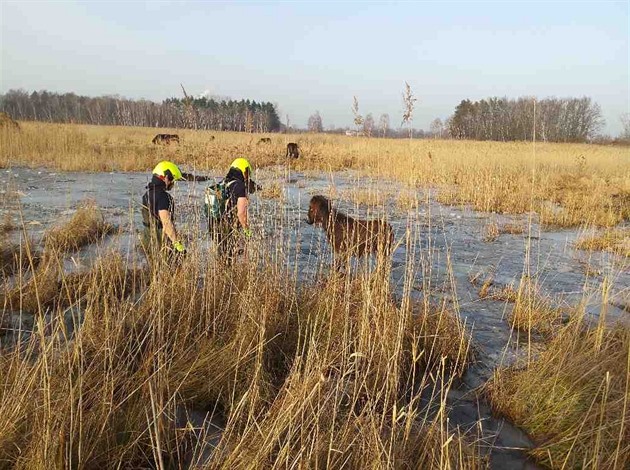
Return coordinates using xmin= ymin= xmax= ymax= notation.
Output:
xmin=286 ymin=142 xmax=299 ymax=159
xmin=306 ymin=195 xmax=393 ymax=270
xmin=152 ymin=134 xmax=180 ymax=145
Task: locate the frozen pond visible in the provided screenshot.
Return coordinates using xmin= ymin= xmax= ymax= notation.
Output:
xmin=1 ymin=166 xmax=628 ymax=469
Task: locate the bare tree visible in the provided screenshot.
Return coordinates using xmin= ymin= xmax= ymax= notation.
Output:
xmin=430 ymin=118 xmax=444 ymax=139
xmin=620 ymin=113 xmax=630 ymax=140
xmin=401 ymin=82 xmax=417 ymax=139
xmin=378 ymin=113 xmax=390 ymax=137
xmin=351 ymin=96 xmax=363 ymax=136
xmin=307 ymin=111 xmax=323 ymax=133
xmin=363 ymin=113 xmax=374 ymax=137
xmin=180 ymin=83 xmax=198 ymax=129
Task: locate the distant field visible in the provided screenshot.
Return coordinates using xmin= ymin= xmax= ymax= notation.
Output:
xmin=1 ymin=121 xmax=629 ymax=227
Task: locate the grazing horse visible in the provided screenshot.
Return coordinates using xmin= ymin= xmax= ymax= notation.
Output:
xmin=286 ymin=142 xmax=299 ymax=159
xmin=306 ymin=195 xmax=393 ymax=270
xmin=257 ymin=137 xmax=271 ymax=144
xmin=152 ymin=134 xmax=180 ymax=145
xmin=180 ymin=172 xmax=210 ymax=182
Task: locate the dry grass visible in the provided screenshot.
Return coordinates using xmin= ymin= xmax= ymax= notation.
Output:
xmin=43 ymin=202 xmax=115 ymax=253
xmin=500 ymin=223 xmax=526 ymax=235
xmin=0 ymin=203 xmax=482 ymax=468
xmin=395 ymin=191 xmax=421 ymax=211
xmin=0 ymin=203 xmax=38 ymax=279
xmin=0 ymin=112 xmax=19 ymax=130
xmin=1 ymin=202 xmax=116 ymax=313
xmin=1 ymin=122 xmax=629 ymax=227
xmin=575 ymin=228 xmax=630 ymax=257
xmin=477 ymin=278 xmax=518 ymax=302
xmin=1 ymin=121 xmax=628 ymax=466
xmin=485 ymin=317 xmax=630 ymax=469
xmin=477 ymin=276 xmax=565 ymax=337
xmin=342 ymin=187 xmax=390 ymax=207
xmin=483 ymin=221 xmax=500 ymax=242
xmin=0 ymin=240 xmax=37 ymax=279
xmin=509 ymin=277 xmax=565 ymax=337
xmin=260 ymin=182 xmax=285 ymax=200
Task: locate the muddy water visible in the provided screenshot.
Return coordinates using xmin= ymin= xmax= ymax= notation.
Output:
xmin=1 ymin=166 xmax=628 ymax=469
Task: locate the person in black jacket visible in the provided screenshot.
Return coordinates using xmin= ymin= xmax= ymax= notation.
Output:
xmin=216 ymin=158 xmax=253 ymax=262
xmin=141 ymin=161 xmax=186 ymax=261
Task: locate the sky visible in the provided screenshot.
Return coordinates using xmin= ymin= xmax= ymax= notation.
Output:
xmin=1 ymin=0 xmax=628 ymax=134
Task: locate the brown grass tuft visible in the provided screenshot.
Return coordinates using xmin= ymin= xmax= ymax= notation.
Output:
xmin=483 ymin=221 xmax=499 ymax=242
xmin=0 ymin=112 xmax=19 ymax=130
xmin=575 ymin=229 xmax=630 ymax=257
xmin=509 ymin=277 xmax=565 ymax=337
xmin=478 ymin=278 xmax=518 ymax=302
xmin=500 ymin=223 xmax=525 ymax=235
xmin=43 ymin=202 xmax=115 ymax=253
xmin=260 ymin=182 xmax=284 ymax=200
xmin=484 ymin=319 xmax=630 ymax=469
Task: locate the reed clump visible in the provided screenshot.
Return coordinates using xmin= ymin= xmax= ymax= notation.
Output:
xmin=210 ymin=269 xmax=478 ymax=469
xmin=575 ymin=228 xmax=630 ymax=257
xmin=500 ymin=222 xmax=525 ymax=235
xmin=43 ymin=202 xmax=114 ymax=253
xmin=483 ymin=221 xmax=500 ymax=242
xmin=484 ymin=318 xmax=630 ymax=469
xmin=478 ymin=278 xmax=518 ymax=302
xmin=509 ymin=277 xmax=565 ymax=337
xmin=0 ymin=237 xmax=37 ymax=279
xmin=1 ymin=202 xmax=119 ymax=314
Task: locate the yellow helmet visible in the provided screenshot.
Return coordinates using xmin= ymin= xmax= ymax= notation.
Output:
xmin=230 ymin=158 xmax=252 ymax=177
xmin=152 ymin=161 xmax=183 ymax=181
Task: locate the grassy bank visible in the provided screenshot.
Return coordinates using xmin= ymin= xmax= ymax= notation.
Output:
xmin=485 ymin=315 xmax=629 ymax=469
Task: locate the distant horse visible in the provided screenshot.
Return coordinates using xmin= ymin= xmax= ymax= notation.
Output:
xmin=257 ymin=137 xmax=272 ymax=144
xmin=180 ymin=172 xmax=210 ymax=182
xmin=152 ymin=134 xmax=180 ymax=145
xmin=286 ymin=142 xmax=299 ymax=159
xmin=306 ymin=195 xmax=393 ymax=270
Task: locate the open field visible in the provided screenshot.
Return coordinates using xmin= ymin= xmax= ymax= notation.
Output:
xmin=0 ymin=122 xmax=629 ymax=469
xmin=2 ymin=121 xmax=629 ymax=227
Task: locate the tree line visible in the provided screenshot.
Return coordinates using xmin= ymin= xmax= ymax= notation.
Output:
xmin=446 ymin=96 xmax=603 ymax=142
xmin=1 ymin=88 xmax=608 ymax=142
xmin=0 ymin=89 xmax=281 ymax=132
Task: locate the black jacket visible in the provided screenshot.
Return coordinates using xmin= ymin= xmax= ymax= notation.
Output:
xmin=142 ymin=176 xmax=175 ymax=228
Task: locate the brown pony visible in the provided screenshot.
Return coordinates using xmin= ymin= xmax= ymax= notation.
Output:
xmin=306 ymin=195 xmax=393 ymax=269
xmin=152 ymin=134 xmax=180 ymax=145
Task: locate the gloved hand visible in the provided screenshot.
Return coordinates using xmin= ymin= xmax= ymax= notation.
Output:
xmin=173 ymin=241 xmax=187 ymax=254
xmin=242 ymin=228 xmax=253 ymax=239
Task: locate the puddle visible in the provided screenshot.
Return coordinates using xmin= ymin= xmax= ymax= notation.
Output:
xmin=1 ymin=166 xmax=628 ymax=468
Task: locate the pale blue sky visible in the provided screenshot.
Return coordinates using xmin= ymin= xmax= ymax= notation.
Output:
xmin=1 ymin=0 xmax=628 ymax=134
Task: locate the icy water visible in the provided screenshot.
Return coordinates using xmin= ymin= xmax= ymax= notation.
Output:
xmin=1 ymin=166 xmax=628 ymax=469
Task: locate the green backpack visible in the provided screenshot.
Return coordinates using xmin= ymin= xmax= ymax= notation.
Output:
xmin=204 ymin=180 xmax=236 ymax=223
